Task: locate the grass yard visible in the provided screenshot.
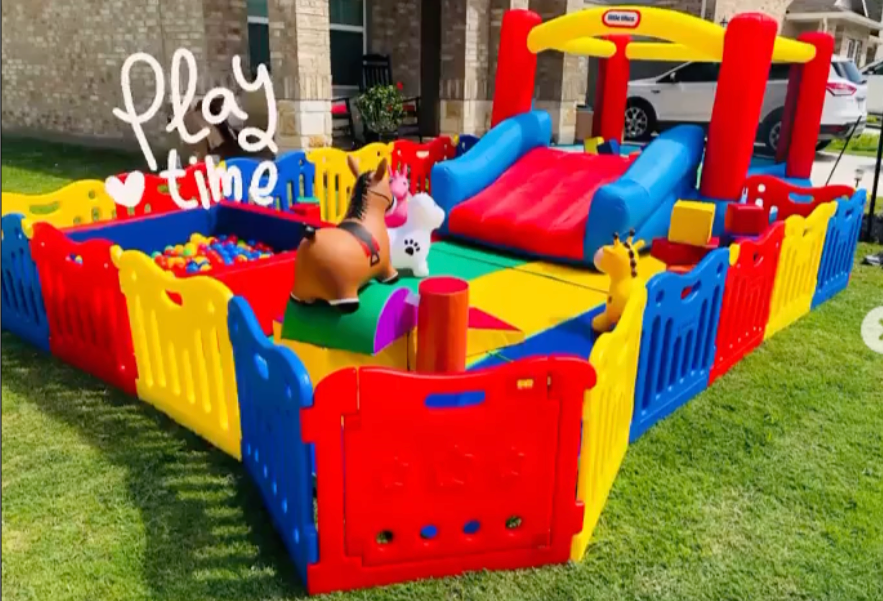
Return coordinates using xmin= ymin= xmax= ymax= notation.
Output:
xmin=828 ymin=132 xmax=881 ymax=157
xmin=2 ymin=137 xmax=883 ymax=601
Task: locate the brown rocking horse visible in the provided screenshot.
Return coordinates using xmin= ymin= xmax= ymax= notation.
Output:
xmin=290 ymin=155 xmax=399 ymax=313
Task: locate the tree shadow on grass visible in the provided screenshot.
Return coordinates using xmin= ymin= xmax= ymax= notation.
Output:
xmin=2 ymin=136 xmax=147 ymax=185
xmin=1 ymin=333 xmax=308 ymax=601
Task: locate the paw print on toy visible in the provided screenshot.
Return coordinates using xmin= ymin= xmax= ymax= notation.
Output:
xmin=389 ymin=192 xmax=446 ymax=278
xmin=403 ymin=238 xmax=421 ymax=256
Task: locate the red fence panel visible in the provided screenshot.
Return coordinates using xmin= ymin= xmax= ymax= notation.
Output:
xmin=301 ymin=356 xmax=593 ymax=594
xmin=710 ymin=222 xmax=785 ymax=385
xmin=390 ymin=137 xmax=456 ymax=195
xmin=30 ymin=222 xmax=137 ymax=395
xmin=743 ymin=175 xmax=853 ymax=221
xmin=113 ymin=163 xmax=208 ymax=221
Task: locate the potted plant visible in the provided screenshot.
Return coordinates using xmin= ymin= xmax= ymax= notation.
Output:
xmin=355 ymin=82 xmax=405 ymax=143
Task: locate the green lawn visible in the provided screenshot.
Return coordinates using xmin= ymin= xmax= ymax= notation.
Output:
xmin=2 ymin=138 xmax=883 ymax=601
xmin=828 ymin=132 xmax=880 ymax=157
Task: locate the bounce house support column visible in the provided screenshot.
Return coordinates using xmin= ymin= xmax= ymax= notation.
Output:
xmin=782 ymin=33 xmax=835 ymax=179
xmin=699 ymin=13 xmax=777 ymax=200
xmin=416 ymin=277 xmax=469 ymax=373
xmin=592 ymin=35 xmax=630 ymax=143
xmin=490 ymin=9 xmax=543 ymax=128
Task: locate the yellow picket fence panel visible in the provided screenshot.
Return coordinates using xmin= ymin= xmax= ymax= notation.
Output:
xmin=572 ymin=280 xmax=648 ymax=560
xmin=765 ymin=201 xmax=836 ymax=340
xmin=308 ymin=143 xmax=392 ymax=223
xmin=2 ymin=180 xmax=115 ymax=229
xmin=114 ymin=249 xmax=241 ymax=459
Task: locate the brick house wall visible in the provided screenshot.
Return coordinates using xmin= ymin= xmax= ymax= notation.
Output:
xmin=1 ymin=0 xmax=248 ymax=150
xmin=714 ymin=0 xmax=791 ymax=24
xmin=367 ymin=0 xmax=421 ymax=97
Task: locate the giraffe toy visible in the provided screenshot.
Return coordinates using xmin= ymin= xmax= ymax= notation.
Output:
xmin=592 ymin=229 xmax=645 ymax=333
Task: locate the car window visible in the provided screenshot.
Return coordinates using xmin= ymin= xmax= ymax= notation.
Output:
xmin=768 ymin=63 xmax=793 ymax=81
xmin=832 ymin=60 xmax=864 ymax=84
xmin=672 ymin=62 xmax=719 ymax=83
xmin=870 ymin=62 xmax=883 ymax=76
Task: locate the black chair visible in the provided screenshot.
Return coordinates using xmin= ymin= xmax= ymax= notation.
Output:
xmin=331 ymin=96 xmax=357 ymax=149
xmin=360 ymin=54 xmax=422 ymax=142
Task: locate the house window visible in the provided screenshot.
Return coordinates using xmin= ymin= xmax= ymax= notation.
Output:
xmin=246 ymin=0 xmax=366 ymax=89
xmin=330 ymin=0 xmax=366 ymax=90
xmin=247 ymin=0 xmax=270 ymax=75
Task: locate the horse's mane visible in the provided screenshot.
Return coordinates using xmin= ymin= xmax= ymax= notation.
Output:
xmin=345 ymin=172 xmax=371 ymax=221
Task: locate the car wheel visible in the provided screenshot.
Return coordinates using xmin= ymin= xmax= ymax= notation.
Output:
xmin=624 ymin=100 xmax=656 ymax=141
xmin=815 ymin=140 xmax=832 ymax=152
xmin=760 ymin=108 xmax=784 ymax=155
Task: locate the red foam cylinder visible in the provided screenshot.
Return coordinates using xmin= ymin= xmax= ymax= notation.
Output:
xmin=785 ymin=33 xmax=835 ymax=179
xmin=725 ymin=203 xmax=768 ymax=236
xmin=490 ymin=9 xmax=542 ymax=128
xmin=699 ymin=13 xmax=777 ymax=201
xmin=592 ymin=35 xmax=630 ymax=143
xmin=416 ymin=277 xmax=469 ymax=373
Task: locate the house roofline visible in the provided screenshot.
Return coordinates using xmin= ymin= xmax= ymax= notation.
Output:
xmin=785 ymin=11 xmax=883 ymax=30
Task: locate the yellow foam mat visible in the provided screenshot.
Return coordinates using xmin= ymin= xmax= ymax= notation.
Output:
xmin=468 ymin=268 xmax=609 ymax=337
xmin=572 ymin=281 xmax=648 ymax=560
xmin=765 ymin=202 xmax=836 ymax=340
xmin=273 ymin=321 xmax=410 ymax=384
xmin=115 ymin=249 xmax=241 ymax=460
xmin=516 ymin=253 xmax=666 ymax=295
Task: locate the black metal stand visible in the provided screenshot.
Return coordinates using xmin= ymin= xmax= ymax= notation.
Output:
xmin=866 ymin=119 xmax=882 ymax=242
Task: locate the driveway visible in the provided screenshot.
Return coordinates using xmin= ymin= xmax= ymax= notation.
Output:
xmin=811 ymin=150 xmax=881 ymax=190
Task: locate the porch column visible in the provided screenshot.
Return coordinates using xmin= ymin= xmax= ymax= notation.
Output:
xmin=527 ymin=0 xmax=587 ymax=144
xmin=268 ymin=0 xmax=333 ymax=150
xmin=438 ymin=0 xmax=494 ymax=136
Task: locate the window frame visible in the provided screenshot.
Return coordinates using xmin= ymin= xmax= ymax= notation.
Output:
xmin=329 ymin=0 xmax=367 ymax=92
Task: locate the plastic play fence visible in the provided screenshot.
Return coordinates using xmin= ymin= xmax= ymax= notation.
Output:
xmin=0 ymin=166 xmax=865 ymax=593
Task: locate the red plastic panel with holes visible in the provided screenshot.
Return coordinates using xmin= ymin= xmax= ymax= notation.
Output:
xmin=710 ymin=222 xmax=785 ymax=385
xmin=30 ymin=222 xmax=137 ymax=395
xmin=301 ymin=356 xmax=593 ymax=595
xmin=113 ymin=163 xmax=207 ymax=221
xmin=390 ymin=137 xmax=456 ymax=195
xmin=743 ymin=175 xmax=853 ymax=222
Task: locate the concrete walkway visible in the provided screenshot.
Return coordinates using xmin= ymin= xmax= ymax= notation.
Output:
xmin=811 ymin=151 xmax=882 ymax=190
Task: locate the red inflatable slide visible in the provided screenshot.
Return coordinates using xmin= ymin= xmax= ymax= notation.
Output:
xmin=447 ymin=148 xmax=632 ymax=262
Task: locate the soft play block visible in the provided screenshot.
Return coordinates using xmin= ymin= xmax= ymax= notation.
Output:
xmin=597 ymin=139 xmax=621 ymax=155
xmin=651 ymin=237 xmax=720 ymax=267
xmin=668 ymin=200 xmax=715 ymax=246
xmin=584 ymin=136 xmax=604 ymax=154
xmin=725 ymin=203 xmax=768 ymax=236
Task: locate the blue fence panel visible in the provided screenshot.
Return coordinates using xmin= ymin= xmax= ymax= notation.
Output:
xmin=225 ymin=151 xmax=315 ymax=211
xmin=455 ymin=134 xmax=480 ymax=157
xmin=1 ymin=214 xmax=49 ymax=351
xmin=631 ymin=249 xmax=729 ymax=442
xmin=812 ymin=189 xmax=866 ymax=308
xmin=228 ymin=297 xmax=317 ymax=585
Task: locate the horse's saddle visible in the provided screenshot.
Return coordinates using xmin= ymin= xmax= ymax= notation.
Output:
xmin=336 ymin=221 xmax=381 ymax=266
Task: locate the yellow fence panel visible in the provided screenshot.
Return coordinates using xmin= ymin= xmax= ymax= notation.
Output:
xmin=308 ymin=143 xmax=392 ymax=223
xmin=2 ymin=180 xmax=116 ymax=228
xmin=114 ymin=249 xmax=241 ymax=459
xmin=572 ymin=280 xmax=648 ymax=561
xmin=765 ymin=201 xmax=836 ymax=340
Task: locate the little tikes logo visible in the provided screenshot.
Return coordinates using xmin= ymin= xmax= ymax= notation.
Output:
xmin=602 ymin=9 xmax=641 ymax=28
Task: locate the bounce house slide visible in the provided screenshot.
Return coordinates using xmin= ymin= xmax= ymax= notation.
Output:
xmin=431 ymin=111 xmax=706 ymax=265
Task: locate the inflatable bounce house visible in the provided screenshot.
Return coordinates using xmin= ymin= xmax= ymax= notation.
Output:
xmin=0 ymin=6 xmax=867 ymax=595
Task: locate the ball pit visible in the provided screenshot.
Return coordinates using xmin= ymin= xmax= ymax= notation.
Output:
xmin=150 ymin=233 xmax=275 ymax=275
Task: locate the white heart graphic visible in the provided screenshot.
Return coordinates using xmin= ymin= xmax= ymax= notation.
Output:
xmin=105 ymin=171 xmax=145 ymax=209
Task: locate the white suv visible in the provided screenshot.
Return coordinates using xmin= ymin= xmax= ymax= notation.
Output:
xmin=861 ymin=59 xmax=883 ymax=116
xmin=624 ymin=56 xmax=868 ymax=153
